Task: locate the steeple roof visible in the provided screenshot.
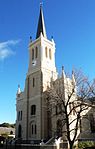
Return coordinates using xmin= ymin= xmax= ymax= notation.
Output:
xmin=36 ymin=5 xmax=47 ymax=39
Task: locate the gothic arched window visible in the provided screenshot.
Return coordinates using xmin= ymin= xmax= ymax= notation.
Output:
xmin=21 ymin=111 xmax=22 ymax=120
xmin=45 ymin=47 xmax=48 ymax=58
xmin=49 ymin=49 xmax=52 ymax=60
xmin=31 ymin=123 xmax=37 ymax=136
xmin=33 ymin=78 xmax=35 ymax=87
xmin=35 ymin=47 xmax=38 ymax=58
xmin=32 ymin=48 xmax=34 ymax=60
xmin=18 ymin=111 xmax=22 ymax=121
xmin=57 ymin=119 xmax=62 ymax=137
xmin=35 ymin=124 xmax=37 ymax=134
xmin=31 ymin=105 xmax=36 ymax=115
xmin=18 ymin=111 xmax=20 ymax=121
xmin=32 ymin=124 xmax=33 ymax=134
xmin=18 ymin=124 xmax=22 ymax=138
xmin=90 ymin=113 xmax=95 ymax=133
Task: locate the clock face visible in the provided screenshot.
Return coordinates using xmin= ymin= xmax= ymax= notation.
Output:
xmin=32 ymin=60 xmax=36 ymax=66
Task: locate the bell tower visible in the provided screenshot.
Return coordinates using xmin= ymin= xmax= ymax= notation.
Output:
xmin=27 ymin=5 xmax=57 ymax=140
xmin=28 ymin=4 xmax=57 ymax=91
xmin=16 ymin=4 xmax=57 ymax=142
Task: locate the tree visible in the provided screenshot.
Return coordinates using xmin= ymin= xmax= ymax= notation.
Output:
xmin=0 ymin=123 xmax=15 ymax=128
xmin=46 ymin=68 xmax=95 ymax=149
xmin=1 ymin=133 xmax=8 ymax=139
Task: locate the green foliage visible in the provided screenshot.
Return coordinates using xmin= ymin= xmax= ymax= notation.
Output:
xmin=1 ymin=133 xmax=8 ymax=138
xmin=10 ymin=124 xmax=15 ymax=128
xmin=0 ymin=123 xmax=15 ymax=128
xmin=78 ymin=141 xmax=95 ymax=149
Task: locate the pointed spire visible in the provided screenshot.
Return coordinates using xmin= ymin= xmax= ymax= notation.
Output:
xmin=30 ymin=36 xmax=32 ymax=42
xmin=17 ymin=84 xmax=21 ymax=95
xmin=36 ymin=4 xmax=47 ymax=39
xmin=62 ymin=66 xmax=66 ymax=78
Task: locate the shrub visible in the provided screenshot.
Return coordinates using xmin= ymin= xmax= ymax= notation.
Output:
xmin=78 ymin=141 xmax=95 ymax=149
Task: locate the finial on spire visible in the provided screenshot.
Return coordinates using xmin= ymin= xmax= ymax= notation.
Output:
xmin=40 ymin=0 xmax=43 ymax=8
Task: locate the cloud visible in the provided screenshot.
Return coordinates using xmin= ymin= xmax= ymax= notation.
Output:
xmin=0 ymin=40 xmax=20 ymax=60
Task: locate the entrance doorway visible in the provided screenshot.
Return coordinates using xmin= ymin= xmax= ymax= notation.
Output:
xmin=18 ymin=124 xmax=22 ymax=138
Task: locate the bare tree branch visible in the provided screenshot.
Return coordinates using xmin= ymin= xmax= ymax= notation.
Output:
xmin=45 ymin=69 xmax=95 ymax=149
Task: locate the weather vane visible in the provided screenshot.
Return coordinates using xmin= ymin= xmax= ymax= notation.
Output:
xmin=40 ymin=0 xmax=43 ymax=7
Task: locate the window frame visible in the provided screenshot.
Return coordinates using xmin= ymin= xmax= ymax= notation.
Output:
xmin=32 ymin=124 xmax=33 ymax=134
xmin=31 ymin=105 xmax=36 ymax=115
xmin=35 ymin=47 xmax=38 ymax=58
xmin=90 ymin=113 xmax=95 ymax=133
xmin=49 ymin=48 xmax=52 ymax=60
xmin=45 ymin=47 xmax=48 ymax=58
xmin=32 ymin=48 xmax=34 ymax=60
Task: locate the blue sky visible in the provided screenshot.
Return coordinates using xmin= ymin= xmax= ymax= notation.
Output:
xmin=0 ymin=0 xmax=95 ymax=123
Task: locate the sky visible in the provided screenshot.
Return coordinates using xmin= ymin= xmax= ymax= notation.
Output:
xmin=0 ymin=0 xmax=95 ymax=124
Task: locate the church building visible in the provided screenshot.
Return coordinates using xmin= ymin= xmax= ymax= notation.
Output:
xmin=16 ymin=4 xmax=95 ymax=144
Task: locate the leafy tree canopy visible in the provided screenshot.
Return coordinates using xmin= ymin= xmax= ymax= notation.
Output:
xmin=0 ymin=123 xmax=15 ymax=128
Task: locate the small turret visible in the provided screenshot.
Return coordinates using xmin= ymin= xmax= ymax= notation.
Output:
xmin=51 ymin=36 xmax=55 ymax=45
xmin=30 ymin=36 xmax=32 ymax=42
xmin=17 ymin=84 xmax=21 ymax=95
xmin=62 ymin=66 xmax=66 ymax=79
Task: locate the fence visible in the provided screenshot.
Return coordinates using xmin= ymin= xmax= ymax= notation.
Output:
xmin=0 ymin=144 xmax=57 ymax=149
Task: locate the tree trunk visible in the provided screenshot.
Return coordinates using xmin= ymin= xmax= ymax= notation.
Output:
xmin=69 ymin=142 xmax=73 ymax=149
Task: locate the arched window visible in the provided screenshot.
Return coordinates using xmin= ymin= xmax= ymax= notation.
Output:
xmin=57 ymin=120 xmax=62 ymax=137
xmin=31 ymin=123 xmax=37 ymax=136
xmin=18 ymin=124 xmax=22 ymax=138
xmin=32 ymin=48 xmax=34 ymax=60
xmin=21 ymin=111 xmax=22 ymax=120
xmin=35 ymin=125 xmax=37 ymax=134
xmin=18 ymin=111 xmax=20 ymax=121
xmin=35 ymin=47 xmax=38 ymax=58
xmin=90 ymin=113 xmax=95 ymax=133
xmin=18 ymin=111 xmax=22 ymax=121
xmin=45 ymin=47 xmax=48 ymax=58
xmin=32 ymin=124 xmax=33 ymax=134
xmin=49 ymin=49 xmax=52 ymax=59
xmin=31 ymin=105 xmax=36 ymax=115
